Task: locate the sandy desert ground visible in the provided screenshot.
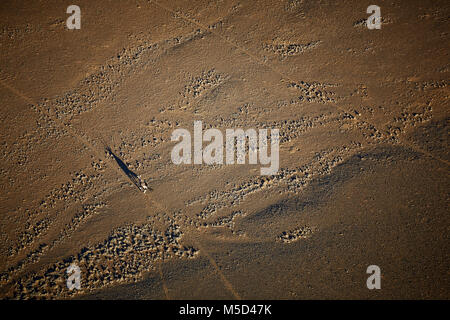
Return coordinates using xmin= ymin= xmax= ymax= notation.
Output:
xmin=0 ymin=0 xmax=449 ymax=299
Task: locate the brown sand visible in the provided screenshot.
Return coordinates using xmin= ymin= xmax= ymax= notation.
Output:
xmin=0 ymin=0 xmax=448 ymax=299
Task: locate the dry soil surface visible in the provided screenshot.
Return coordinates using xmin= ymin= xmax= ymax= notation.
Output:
xmin=0 ymin=0 xmax=448 ymax=299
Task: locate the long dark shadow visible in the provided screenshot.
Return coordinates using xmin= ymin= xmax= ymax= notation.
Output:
xmin=106 ymin=146 xmax=150 ymax=192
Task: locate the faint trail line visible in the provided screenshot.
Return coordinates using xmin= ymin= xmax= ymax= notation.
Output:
xmin=195 ymin=239 xmax=242 ymax=300
xmin=0 ymin=78 xmax=146 ymax=184
xmin=148 ymin=0 xmax=267 ymax=71
xmin=1 ymin=77 xmax=241 ymax=299
xmin=0 ymin=79 xmax=36 ymax=106
xmin=158 ymin=262 xmax=170 ymax=299
xmin=147 ymin=195 xmax=242 ymax=300
xmin=398 ymin=140 xmax=450 ymax=166
xmin=2 ymin=4 xmax=447 ymax=298
xmin=148 ymin=0 xmax=450 ymax=168
xmin=0 ymin=79 xmax=172 ymax=298
xmin=0 ymin=79 xmax=104 ymax=160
